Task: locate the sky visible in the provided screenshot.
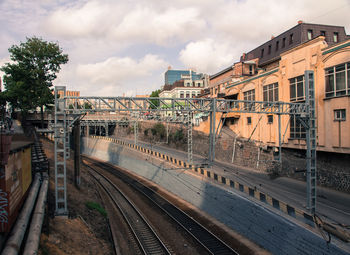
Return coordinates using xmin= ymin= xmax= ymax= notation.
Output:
xmin=0 ymin=0 xmax=349 ymax=96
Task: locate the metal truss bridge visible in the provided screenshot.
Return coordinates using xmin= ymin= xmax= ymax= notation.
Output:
xmin=53 ymin=71 xmax=317 ymax=219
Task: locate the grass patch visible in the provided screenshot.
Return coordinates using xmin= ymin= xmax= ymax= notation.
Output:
xmin=85 ymin=201 xmax=107 ymax=217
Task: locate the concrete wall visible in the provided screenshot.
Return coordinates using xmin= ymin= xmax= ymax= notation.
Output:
xmin=81 ymin=136 xmax=348 ymax=255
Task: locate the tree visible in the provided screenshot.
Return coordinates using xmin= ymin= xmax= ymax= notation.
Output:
xmin=149 ymin=89 xmax=160 ymax=109
xmin=1 ymin=36 xmax=68 ymax=126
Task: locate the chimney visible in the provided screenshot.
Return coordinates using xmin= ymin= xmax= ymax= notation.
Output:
xmin=298 ymin=20 xmax=303 ymax=24
xmin=271 ymin=35 xmax=275 ymax=39
xmin=168 ymin=65 xmax=172 ymax=70
xmin=242 ymin=53 xmax=246 ymax=60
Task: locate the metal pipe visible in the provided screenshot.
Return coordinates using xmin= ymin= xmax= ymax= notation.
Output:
xmin=231 ymin=136 xmax=237 ymax=163
xmin=2 ymin=174 xmax=41 ymax=255
xmin=23 ymin=175 xmax=49 ymax=255
xmin=278 ymin=113 xmax=282 ymax=163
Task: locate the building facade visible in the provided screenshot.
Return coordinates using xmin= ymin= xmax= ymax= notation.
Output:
xmin=198 ymin=22 xmax=350 ymax=155
xmin=159 ymin=77 xmax=206 ymax=117
xmin=165 ymin=69 xmax=204 ymax=85
xmin=223 ymin=37 xmax=350 ymax=154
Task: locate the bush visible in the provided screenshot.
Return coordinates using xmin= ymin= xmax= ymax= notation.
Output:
xmin=85 ymin=201 xmax=107 ymax=217
xmin=151 ymin=123 xmax=166 ymax=139
xmin=173 ymin=129 xmax=184 ymax=142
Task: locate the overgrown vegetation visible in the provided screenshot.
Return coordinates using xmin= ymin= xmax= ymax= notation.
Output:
xmin=149 ymin=89 xmax=160 ymax=109
xmin=152 ymin=123 xmax=166 ymax=139
xmin=171 ymin=129 xmax=185 ymax=142
xmin=143 ymin=123 xmax=185 ymax=144
xmin=1 ymin=37 xmax=68 ymax=125
xmin=68 ymin=102 xmax=93 ymax=110
xmin=85 ymin=201 xmax=107 ymax=217
xmin=127 ymin=122 xmax=139 ymax=134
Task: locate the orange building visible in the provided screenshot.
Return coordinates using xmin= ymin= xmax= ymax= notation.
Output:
xmin=197 ymin=22 xmax=350 ymax=154
xmin=57 ymin=90 xmax=80 ymax=98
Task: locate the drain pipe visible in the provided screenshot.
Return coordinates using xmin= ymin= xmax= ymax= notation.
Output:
xmin=2 ymin=174 xmax=41 ymax=255
xmin=23 ymin=174 xmax=48 ymax=255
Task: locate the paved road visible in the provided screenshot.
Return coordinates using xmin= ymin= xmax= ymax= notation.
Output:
xmin=116 ymin=136 xmax=350 ymax=227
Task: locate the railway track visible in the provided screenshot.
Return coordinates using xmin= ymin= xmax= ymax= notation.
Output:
xmin=88 ymin=165 xmax=171 ymax=255
xmin=84 ymin=156 xmax=239 ymax=255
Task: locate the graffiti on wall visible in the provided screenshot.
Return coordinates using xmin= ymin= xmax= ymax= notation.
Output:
xmin=0 ymin=189 xmax=8 ymax=223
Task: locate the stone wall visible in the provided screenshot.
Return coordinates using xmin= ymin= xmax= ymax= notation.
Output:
xmin=281 ymin=149 xmax=350 ymax=192
xmin=113 ymin=121 xmax=276 ymax=172
xmin=111 ymin=121 xmax=350 ymax=193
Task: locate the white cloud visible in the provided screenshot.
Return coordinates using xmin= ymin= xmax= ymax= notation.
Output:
xmin=72 ymin=54 xmax=168 ymax=95
xmin=179 ymin=39 xmax=236 ymax=74
xmin=1 ymin=0 xmax=350 ymax=96
xmin=112 ymin=6 xmax=206 ymax=45
xmin=44 ymin=1 xmax=206 ymax=45
xmin=210 ymin=0 xmax=350 ymax=43
xmin=45 ymin=1 xmax=114 ymax=38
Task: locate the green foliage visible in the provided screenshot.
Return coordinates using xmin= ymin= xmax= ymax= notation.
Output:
xmin=151 ymin=123 xmax=166 ymax=139
xmin=83 ymin=102 xmax=92 ymax=109
xmin=173 ymin=129 xmax=184 ymax=142
xmin=1 ymin=36 xmax=68 ymax=114
xmin=149 ymin=89 xmax=160 ymax=109
xmin=85 ymin=201 xmax=107 ymax=217
xmin=68 ymin=102 xmax=92 ymax=110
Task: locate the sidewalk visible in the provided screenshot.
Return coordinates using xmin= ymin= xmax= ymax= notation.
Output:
xmin=117 ymin=136 xmax=350 ymax=227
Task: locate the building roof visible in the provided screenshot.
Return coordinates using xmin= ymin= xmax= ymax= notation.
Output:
xmin=210 ymin=66 xmax=233 ymax=80
xmin=241 ymin=22 xmax=348 ymax=66
xmin=209 ymin=22 xmax=349 ymax=81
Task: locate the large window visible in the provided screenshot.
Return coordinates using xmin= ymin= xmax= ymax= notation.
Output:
xmin=289 ymin=76 xmax=305 ymax=139
xmin=325 ymin=62 xmax=350 ymax=98
xmin=290 ymin=76 xmax=305 ymax=102
xmin=290 ymin=115 xmax=306 ymax=139
xmin=263 ymin=83 xmax=278 ymax=106
xmin=243 ymin=89 xmax=255 ymax=111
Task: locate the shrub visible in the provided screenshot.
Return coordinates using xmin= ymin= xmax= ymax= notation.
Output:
xmin=85 ymin=201 xmax=107 ymax=217
xmin=173 ymin=129 xmax=184 ymax=142
xmin=151 ymin=123 xmax=166 ymax=139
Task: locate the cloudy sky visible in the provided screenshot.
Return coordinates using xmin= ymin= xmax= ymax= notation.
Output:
xmin=0 ymin=0 xmax=349 ymax=96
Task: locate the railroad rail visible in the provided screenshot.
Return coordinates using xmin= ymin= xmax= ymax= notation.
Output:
xmin=87 ymin=164 xmax=171 ymax=255
xmin=84 ymin=156 xmax=239 ymax=255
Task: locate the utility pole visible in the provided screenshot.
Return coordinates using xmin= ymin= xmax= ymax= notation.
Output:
xmin=73 ymin=120 xmax=81 ymax=188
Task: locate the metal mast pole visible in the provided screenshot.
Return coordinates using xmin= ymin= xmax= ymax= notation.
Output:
xmin=209 ymin=99 xmax=216 ymax=163
xmin=73 ymin=120 xmax=81 ymax=188
xmin=187 ymin=112 xmax=193 ymax=164
xmin=166 ymin=121 xmax=169 ymax=144
xmin=134 ymin=120 xmax=138 ymax=145
xmin=54 ymin=86 xmax=68 ymax=215
xmin=305 ymin=70 xmax=317 ymax=214
xmin=278 ymin=112 xmax=282 ymax=164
